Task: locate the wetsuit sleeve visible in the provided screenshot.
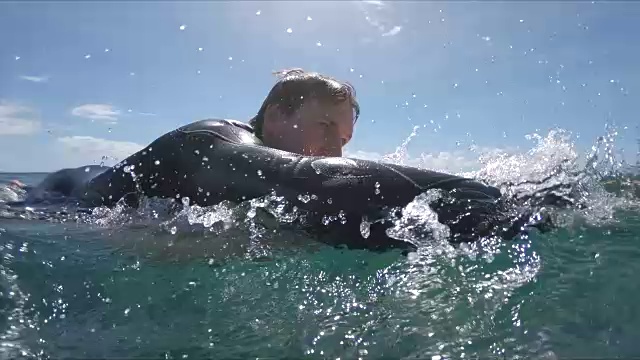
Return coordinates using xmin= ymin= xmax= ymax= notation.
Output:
xmin=78 ymin=119 xmax=266 ymax=207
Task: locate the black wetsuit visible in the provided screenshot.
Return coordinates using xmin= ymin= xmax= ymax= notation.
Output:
xmin=21 ymin=119 xmax=529 ymax=252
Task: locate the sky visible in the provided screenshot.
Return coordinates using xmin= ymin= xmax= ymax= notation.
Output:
xmin=0 ymin=1 xmax=639 ymax=173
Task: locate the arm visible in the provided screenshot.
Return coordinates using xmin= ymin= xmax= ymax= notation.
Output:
xmin=81 ymin=119 xmax=504 ymax=250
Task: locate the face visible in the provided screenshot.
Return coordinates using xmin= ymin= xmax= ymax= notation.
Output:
xmin=262 ymin=98 xmax=355 ymax=157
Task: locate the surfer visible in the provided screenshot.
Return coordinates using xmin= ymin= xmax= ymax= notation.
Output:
xmin=14 ymin=69 xmax=540 ymax=252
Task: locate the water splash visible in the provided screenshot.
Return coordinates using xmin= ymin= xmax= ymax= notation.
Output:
xmin=382 ymin=125 xmax=420 ymax=165
xmin=0 ymin=235 xmax=39 ymax=359
xmin=385 ymin=190 xmax=451 ymax=246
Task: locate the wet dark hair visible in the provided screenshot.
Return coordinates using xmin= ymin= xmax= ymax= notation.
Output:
xmin=249 ymin=68 xmax=360 ymax=140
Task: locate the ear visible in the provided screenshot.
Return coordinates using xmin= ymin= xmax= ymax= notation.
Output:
xmin=263 ymin=104 xmax=279 ymax=122
xmin=262 ymin=104 xmax=282 ymax=137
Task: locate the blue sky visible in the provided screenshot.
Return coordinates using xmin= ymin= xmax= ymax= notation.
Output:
xmin=0 ymin=1 xmax=638 ymax=173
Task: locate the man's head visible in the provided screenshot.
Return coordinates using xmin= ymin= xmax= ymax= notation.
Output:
xmin=250 ymin=69 xmax=360 ymax=157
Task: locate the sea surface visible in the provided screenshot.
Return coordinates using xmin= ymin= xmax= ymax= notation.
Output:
xmin=0 ymin=130 xmax=639 ymax=360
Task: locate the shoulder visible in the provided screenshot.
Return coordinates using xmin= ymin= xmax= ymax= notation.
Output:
xmin=178 ymin=118 xmax=253 ymax=132
xmin=177 ymin=118 xmax=262 ymax=145
xmin=222 ymin=118 xmax=254 ymax=133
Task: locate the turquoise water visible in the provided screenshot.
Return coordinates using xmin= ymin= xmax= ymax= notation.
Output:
xmin=1 ymin=135 xmax=639 ymax=359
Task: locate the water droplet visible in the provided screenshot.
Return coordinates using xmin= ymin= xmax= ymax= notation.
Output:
xmin=255 ymin=10 xmax=261 ymax=15
xmin=179 ymin=24 xmax=186 ymax=30
xmin=338 ymin=210 xmax=347 ymax=224
xmin=286 ymin=28 xmax=293 ymax=33
xmin=453 ymin=83 xmax=458 ymax=88
xmin=84 ymin=54 xmax=91 ymax=59
xmin=306 ymin=16 xmax=312 ymax=21
xmin=316 ymin=42 xmax=322 ymax=47
xmin=519 ymin=19 xmax=524 ymax=23
xmin=350 ymin=68 xmax=355 ymax=72
xmin=360 ymin=217 xmax=371 ymax=238
xmin=198 ymin=47 xmax=204 ymax=51
xmin=15 ymin=56 xmax=20 ymax=60
xmin=104 ymin=48 xmax=110 ymax=52
xmin=228 ymin=56 xmax=233 ymax=61
xmin=154 ymin=160 xmax=160 ymax=165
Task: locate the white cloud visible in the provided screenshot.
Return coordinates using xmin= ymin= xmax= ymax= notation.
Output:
xmin=55 ymin=136 xmax=144 ymax=166
xmin=19 ymin=75 xmax=49 ymax=83
xmin=71 ymin=104 xmax=120 ymax=123
xmin=0 ymin=101 xmax=41 ymax=135
xmin=343 ymin=149 xmax=384 ymax=162
xmin=360 ymin=0 xmax=402 ymax=37
xmin=382 ymin=25 xmax=402 ymax=37
xmin=362 ymin=0 xmax=385 ymax=6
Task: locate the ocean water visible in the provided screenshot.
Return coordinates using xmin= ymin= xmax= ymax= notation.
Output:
xmin=0 ymin=130 xmax=639 ymax=360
